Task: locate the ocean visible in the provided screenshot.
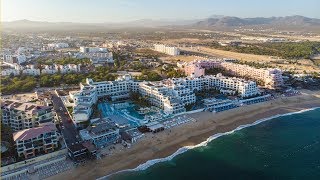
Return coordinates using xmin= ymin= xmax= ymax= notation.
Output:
xmin=107 ymin=108 xmax=320 ymax=180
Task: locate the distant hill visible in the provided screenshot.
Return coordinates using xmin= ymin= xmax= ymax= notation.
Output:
xmin=2 ymin=15 xmax=320 ymax=32
xmin=193 ymin=15 xmax=320 ymax=28
xmin=1 ymin=19 xmax=200 ymax=31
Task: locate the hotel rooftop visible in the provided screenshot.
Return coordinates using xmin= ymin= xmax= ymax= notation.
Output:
xmin=13 ymin=122 xmax=57 ymax=142
xmin=1 ymin=100 xmax=52 ymax=115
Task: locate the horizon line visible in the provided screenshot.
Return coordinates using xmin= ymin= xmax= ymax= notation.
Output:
xmin=1 ymin=14 xmax=317 ymax=24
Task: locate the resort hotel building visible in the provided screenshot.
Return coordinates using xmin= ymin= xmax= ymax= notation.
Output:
xmin=219 ymin=62 xmax=283 ymax=89
xmin=13 ymin=122 xmax=60 ymax=159
xmin=69 ymin=74 xmax=139 ymax=124
xmin=178 ymin=59 xmax=283 ymax=89
xmin=70 ymin=73 xmax=259 ymax=122
xmin=138 ymin=81 xmax=195 ymax=114
xmin=177 ymin=59 xmax=222 ymax=78
xmin=1 ymin=100 xmax=54 ymax=132
xmin=168 ymin=74 xmax=259 ymax=98
xmin=154 ymin=44 xmax=180 ymax=56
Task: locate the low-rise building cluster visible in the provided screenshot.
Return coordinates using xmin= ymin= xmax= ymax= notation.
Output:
xmin=1 ymin=62 xmax=81 ymax=76
xmin=46 ymin=43 xmax=69 ymax=50
xmin=1 ymin=100 xmax=59 ymax=160
xmin=76 ymin=46 xmax=114 ymax=66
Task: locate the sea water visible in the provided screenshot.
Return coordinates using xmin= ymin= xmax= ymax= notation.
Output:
xmin=106 ymin=108 xmax=320 ymax=180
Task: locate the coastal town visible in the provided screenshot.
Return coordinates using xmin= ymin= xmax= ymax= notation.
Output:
xmin=2 ymin=5 xmax=320 ymax=179
xmin=2 ymin=31 xmax=320 ymax=179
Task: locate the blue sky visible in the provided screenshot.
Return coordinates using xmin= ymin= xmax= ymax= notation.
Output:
xmin=2 ymin=0 xmax=319 ymax=22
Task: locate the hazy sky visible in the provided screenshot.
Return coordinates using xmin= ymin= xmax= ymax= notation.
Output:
xmin=2 ymin=0 xmax=320 ymax=23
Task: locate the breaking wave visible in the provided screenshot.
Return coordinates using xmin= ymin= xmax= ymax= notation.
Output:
xmin=98 ymin=107 xmax=320 ymax=180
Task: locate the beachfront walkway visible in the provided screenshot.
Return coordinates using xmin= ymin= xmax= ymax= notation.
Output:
xmin=2 ymin=158 xmax=74 ymax=180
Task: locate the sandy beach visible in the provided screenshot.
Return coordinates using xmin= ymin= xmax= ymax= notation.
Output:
xmin=48 ymin=90 xmax=320 ymax=180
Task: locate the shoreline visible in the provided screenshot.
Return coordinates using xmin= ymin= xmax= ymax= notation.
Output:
xmin=104 ymin=106 xmax=320 ymax=179
xmin=48 ymin=90 xmax=320 ymax=180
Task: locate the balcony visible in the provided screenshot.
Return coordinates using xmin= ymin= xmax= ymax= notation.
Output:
xmin=24 ymin=142 xmax=34 ymax=150
xmin=44 ymin=138 xmax=53 ymax=145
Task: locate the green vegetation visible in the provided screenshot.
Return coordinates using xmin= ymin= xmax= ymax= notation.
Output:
xmin=185 ymin=103 xmax=195 ymax=111
xmin=235 ymin=61 xmax=273 ymax=68
xmin=39 ymin=68 xmax=117 ymax=87
xmin=130 ymin=61 xmax=148 ymax=71
xmin=36 ymin=57 xmax=90 ymax=66
xmin=209 ymin=41 xmax=320 ymax=59
xmin=166 ymin=69 xmax=185 ymax=78
xmin=1 ymin=123 xmax=15 ymax=160
xmin=159 ymin=64 xmax=186 ymax=78
xmin=55 ymin=57 xmax=90 ymax=65
xmin=135 ymin=48 xmax=167 ymax=58
xmin=130 ymin=92 xmax=151 ymax=107
xmin=1 ymin=67 xmax=117 ymax=95
xmin=1 ymin=50 xmax=179 ymax=94
xmin=91 ymin=103 xmax=102 ymax=119
xmin=205 ymin=67 xmax=230 ymax=76
xmin=136 ymin=70 xmax=162 ymax=81
xmin=1 ymin=76 xmax=37 ymax=95
xmin=67 ymin=107 xmax=73 ymax=115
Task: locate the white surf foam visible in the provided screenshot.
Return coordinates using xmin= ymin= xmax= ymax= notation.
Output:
xmin=98 ymin=107 xmax=320 ymax=180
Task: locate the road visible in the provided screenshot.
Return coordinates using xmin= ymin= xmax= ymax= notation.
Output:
xmin=51 ymin=92 xmax=80 ymax=146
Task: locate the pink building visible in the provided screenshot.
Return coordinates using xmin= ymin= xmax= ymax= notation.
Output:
xmin=178 ymin=59 xmax=222 ymax=77
xmin=184 ymin=64 xmax=205 ymax=77
xmin=220 ymin=62 xmax=283 ymax=89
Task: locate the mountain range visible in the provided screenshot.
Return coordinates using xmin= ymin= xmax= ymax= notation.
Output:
xmin=2 ymin=15 xmax=320 ymax=31
xmin=193 ymin=15 xmax=320 ymax=28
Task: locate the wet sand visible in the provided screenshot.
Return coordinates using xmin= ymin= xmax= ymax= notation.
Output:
xmin=48 ymin=90 xmax=320 ymax=180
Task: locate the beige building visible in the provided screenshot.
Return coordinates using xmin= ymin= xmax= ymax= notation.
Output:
xmin=1 ymin=100 xmax=54 ymax=132
xmin=13 ymin=123 xmax=60 ymax=159
xmin=220 ymin=62 xmax=283 ymax=89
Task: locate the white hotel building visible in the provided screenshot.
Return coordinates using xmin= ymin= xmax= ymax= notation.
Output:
xmin=70 ymin=75 xmax=139 ymax=124
xmin=138 ymin=81 xmax=194 ymax=114
xmin=154 ymin=44 xmax=180 ymax=56
xmin=71 ymin=73 xmax=259 ymax=119
xmin=170 ymin=74 xmax=259 ymax=98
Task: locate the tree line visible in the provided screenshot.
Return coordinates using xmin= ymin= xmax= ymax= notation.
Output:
xmin=209 ymin=41 xmax=320 ymax=59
